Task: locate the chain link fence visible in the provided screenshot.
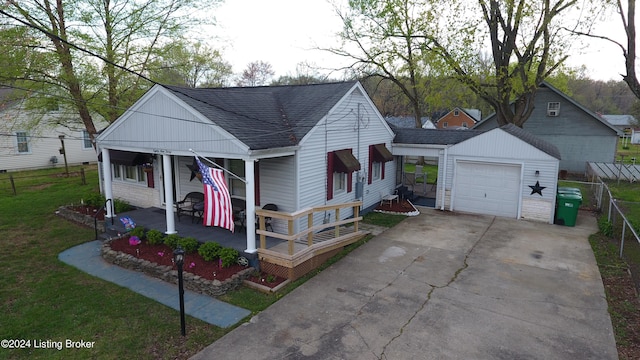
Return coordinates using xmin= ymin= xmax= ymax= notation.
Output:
xmin=593 ymin=180 xmax=640 ymax=293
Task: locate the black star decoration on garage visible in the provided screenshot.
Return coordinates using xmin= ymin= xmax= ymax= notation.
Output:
xmin=186 ymin=158 xmax=201 ymax=181
xmin=529 ymin=181 xmax=546 ymax=196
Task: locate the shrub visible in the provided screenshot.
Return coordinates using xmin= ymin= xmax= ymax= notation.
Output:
xmin=146 ymin=229 xmax=164 ymax=245
xmin=178 ymin=237 xmax=199 ymax=253
xmin=114 ymin=199 xmax=133 ymax=213
xmin=164 ymin=234 xmax=181 ymax=249
xmin=84 ymin=193 xmax=105 ymax=208
xmin=598 ymin=217 xmax=614 ymax=237
xmin=128 ymin=226 xmax=145 ymax=239
xmin=198 ymin=242 xmax=222 ymax=262
xmin=219 ymin=247 xmax=239 ymax=268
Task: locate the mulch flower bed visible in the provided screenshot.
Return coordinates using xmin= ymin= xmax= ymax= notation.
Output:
xmin=108 ymin=236 xmax=246 ymax=282
xmin=246 ymin=271 xmax=288 ymax=289
xmin=374 ymin=199 xmax=420 ymax=216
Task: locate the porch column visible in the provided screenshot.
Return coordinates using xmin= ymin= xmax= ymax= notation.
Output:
xmin=101 ymin=148 xmax=115 ymax=219
xmin=163 ymin=154 xmax=177 ymax=234
xmin=244 ymin=160 xmax=257 ymax=253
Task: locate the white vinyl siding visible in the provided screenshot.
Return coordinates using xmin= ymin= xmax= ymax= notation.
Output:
xmin=296 ymin=85 xmax=395 ymax=230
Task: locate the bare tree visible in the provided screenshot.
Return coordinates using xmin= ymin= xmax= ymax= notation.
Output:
xmin=424 ymin=0 xmax=588 ymax=127
xmin=237 ymin=61 xmax=275 ymax=87
xmin=575 ymin=1 xmax=640 ymax=99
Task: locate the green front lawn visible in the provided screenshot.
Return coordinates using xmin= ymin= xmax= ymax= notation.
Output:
xmin=0 ymin=167 xmax=225 ymax=359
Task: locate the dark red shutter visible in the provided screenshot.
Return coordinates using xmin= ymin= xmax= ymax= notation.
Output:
xmin=368 ymin=145 xmax=374 ymax=184
xmin=327 ymin=151 xmax=334 ymax=200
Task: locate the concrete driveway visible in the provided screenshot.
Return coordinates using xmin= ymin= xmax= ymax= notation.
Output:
xmin=192 ymin=209 xmax=618 ymax=360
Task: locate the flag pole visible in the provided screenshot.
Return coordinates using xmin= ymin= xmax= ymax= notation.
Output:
xmin=188 ymin=148 xmax=247 ymax=184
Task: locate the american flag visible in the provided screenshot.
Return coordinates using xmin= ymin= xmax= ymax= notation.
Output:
xmin=195 ymin=157 xmax=234 ymax=232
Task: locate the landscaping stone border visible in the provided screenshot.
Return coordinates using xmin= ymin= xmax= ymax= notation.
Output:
xmin=100 ymin=239 xmax=254 ymax=297
xmin=57 ymin=206 xmax=105 ymax=231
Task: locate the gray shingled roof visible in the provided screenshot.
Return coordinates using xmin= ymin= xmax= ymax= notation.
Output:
xmin=601 ymin=114 xmax=638 ymax=127
xmin=500 ymin=124 xmax=561 ymax=159
xmin=385 ymin=116 xmax=430 ymax=128
xmin=392 ymin=127 xmax=483 ymax=145
xmin=393 ymin=124 xmax=561 ymax=159
xmin=163 ymin=81 xmax=358 ymax=150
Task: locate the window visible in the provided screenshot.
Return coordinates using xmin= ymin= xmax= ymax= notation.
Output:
xmin=333 ymin=172 xmax=346 ymax=194
xmin=372 ymin=162 xmax=381 ymax=181
xmin=112 ymin=164 xmax=122 ymax=179
xmin=547 ymin=102 xmax=560 ymax=116
xmin=82 ymin=131 xmax=92 ymax=149
xmin=229 ymin=159 xmax=246 ymax=197
xmin=327 ymin=149 xmax=360 ymax=200
xmin=454 ymin=109 xmax=460 ymax=116
xmin=16 ymin=131 xmax=30 ymax=153
xmin=442 ymin=122 xmax=448 ymax=128
xmin=462 ymin=122 xmax=468 ymax=128
xmin=112 ymin=164 xmax=146 ymax=184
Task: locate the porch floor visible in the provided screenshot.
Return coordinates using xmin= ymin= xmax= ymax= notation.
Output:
xmin=106 ymin=207 xmax=284 ymax=253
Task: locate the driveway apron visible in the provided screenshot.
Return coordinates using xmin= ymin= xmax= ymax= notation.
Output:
xmin=191 ymin=209 xmax=618 ymax=360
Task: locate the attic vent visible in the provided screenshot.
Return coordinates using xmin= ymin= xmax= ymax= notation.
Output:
xmin=547 ymin=102 xmax=560 ymax=117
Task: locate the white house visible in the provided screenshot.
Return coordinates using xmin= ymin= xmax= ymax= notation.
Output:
xmin=0 ymin=88 xmax=105 ymax=171
xmin=95 ymin=81 xmax=396 ymax=253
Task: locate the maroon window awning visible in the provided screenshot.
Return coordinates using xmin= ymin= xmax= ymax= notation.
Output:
xmin=333 ymin=149 xmax=361 ymax=173
xmin=371 ymin=144 xmax=393 ymax=162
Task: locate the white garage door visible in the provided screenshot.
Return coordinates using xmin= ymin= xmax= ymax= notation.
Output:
xmin=453 ymin=161 xmax=521 ymax=218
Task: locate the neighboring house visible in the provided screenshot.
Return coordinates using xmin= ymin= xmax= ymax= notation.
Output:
xmin=95 ymin=81 xmax=396 ymax=253
xmin=392 ymin=124 xmax=561 ymax=223
xmin=0 ymin=88 xmax=105 ymax=172
xmin=473 ymin=82 xmax=621 ymax=173
xmin=601 ymin=114 xmax=638 ymax=136
xmin=435 ymin=107 xmax=480 ymax=129
xmin=385 ymin=116 xmax=435 ymax=129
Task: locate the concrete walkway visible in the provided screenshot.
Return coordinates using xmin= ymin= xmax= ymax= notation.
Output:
xmin=192 ymin=208 xmax=618 ymax=359
xmin=58 ymin=241 xmax=250 ymax=328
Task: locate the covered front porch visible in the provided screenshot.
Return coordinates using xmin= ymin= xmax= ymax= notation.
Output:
xmin=110 ymin=201 xmax=369 ymax=280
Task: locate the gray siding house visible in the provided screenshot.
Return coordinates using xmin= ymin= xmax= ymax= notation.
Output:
xmin=473 ymin=82 xmax=621 ymax=173
xmin=95 ymin=81 xmax=396 ymax=253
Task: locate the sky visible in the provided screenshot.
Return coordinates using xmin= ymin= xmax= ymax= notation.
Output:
xmin=208 ymin=0 xmax=627 ymax=82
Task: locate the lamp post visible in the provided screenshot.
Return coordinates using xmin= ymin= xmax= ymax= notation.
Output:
xmin=173 ymin=245 xmax=186 ymax=336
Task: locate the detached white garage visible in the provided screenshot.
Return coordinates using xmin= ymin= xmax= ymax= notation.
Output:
xmin=437 ymin=124 xmax=561 ymax=223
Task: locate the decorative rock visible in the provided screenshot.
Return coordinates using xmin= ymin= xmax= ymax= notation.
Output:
xmin=100 ymin=238 xmax=254 ymax=298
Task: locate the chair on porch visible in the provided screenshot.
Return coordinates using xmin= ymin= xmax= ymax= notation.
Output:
xmin=175 ymin=192 xmax=205 ymax=223
xmin=231 ymin=197 xmax=247 ymax=233
xmin=258 ymin=203 xmax=278 ymax=232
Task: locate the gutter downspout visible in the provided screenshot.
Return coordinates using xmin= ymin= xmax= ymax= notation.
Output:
xmin=440 ymin=146 xmax=448 ymax=211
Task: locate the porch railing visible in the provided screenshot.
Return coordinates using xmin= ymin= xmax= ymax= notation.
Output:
xmin=255 ymin=201 xmax=364 ymax=256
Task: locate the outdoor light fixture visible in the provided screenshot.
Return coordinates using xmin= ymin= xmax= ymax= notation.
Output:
xmin=173 ymin=245 xmax=186 ymax=336
xmin=535 ymin=170 xmax=540 ymax=177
